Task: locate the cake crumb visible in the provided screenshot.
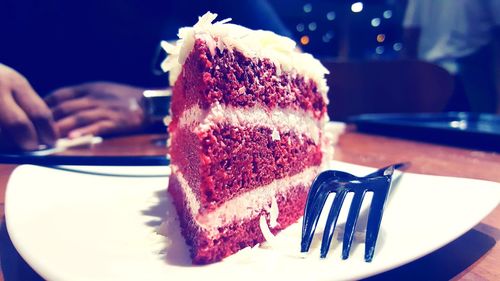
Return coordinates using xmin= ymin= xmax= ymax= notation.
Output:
xmin=271 ymin=129 xmax=281 ymax=141
xmin=163 ymin=115 xmax=172 ymax=126
xmin=269 ymin=196 xmax=279 ymax=228
xmin=259 ymin=215 xmax=276 ymax=248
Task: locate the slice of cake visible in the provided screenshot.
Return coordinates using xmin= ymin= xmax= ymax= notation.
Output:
xmin=161 ymin=12 xmax=331 ymax=264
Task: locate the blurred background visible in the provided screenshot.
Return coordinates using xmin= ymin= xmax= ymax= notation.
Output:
xmin=266 ymin=0 xmax=500 ymax=119
xmin=268 ymin=0 xmax=407 ymax=60
xmin=1 ymin=0 xmax=498 ymax=133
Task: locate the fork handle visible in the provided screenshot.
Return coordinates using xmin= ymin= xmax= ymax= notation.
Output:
xmin=366 ymin=162 xmax=409 ymax=178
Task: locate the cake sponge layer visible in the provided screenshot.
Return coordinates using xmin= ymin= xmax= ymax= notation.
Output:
xmin=169 ymin=124 xmax=322 ymax=211
xmin=168 ymin=172 xmax=308 ymax=264
xmin=169 ymin=39 xmax=326 ymax=130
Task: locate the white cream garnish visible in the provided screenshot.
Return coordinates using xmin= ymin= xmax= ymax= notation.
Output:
xmin=259 ymin=215 xmax=277 ymax=247
xmin=271 ymin=129 xmax=281 ymax=141
xmin=160 ymin=12 xmax=329 ymax=101
xmin=269 ymin=196 xmax=279 ymax=227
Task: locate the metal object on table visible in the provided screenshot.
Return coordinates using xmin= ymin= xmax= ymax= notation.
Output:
xmin=143 ymin=89 xmax=171 ymax=126
xmin=350 ymin=112 xmax=500 ymax=152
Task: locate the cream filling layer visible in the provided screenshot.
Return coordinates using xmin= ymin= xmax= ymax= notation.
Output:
xmin=177 ymin=103 xmax=326 ymax=144
xmin=171 ymin=164 xmax=319 ymax=237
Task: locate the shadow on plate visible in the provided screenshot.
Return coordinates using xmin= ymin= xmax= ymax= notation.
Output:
xmin=362 ymin=228 xmax=496 ymax=281
xmin=141 ymin=190 xmax=193 ymax=267
xmin=0 ymin=220 xmax=44 ymax=281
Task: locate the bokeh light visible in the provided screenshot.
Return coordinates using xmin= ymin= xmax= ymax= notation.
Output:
xmin=326 ymin=11 xmax=336 ymax=21
xmin=351 ymin=2 xmax=363 ymax=13
xmin=376 ymin=34 xmax=386 ymax=43
xmin=300 ymin=35 xmax=310 ymax=45
xmin=393 ymin=42 xmax=403 ymax=51
xmin=308 ymin=22 xmax=317 ymax=31
xmin=303 ymin=3 xmax=312 ymax=13
xmin=296 ymin=23 xmax=305 ymax=32
xmin=383 ymin=10 xmax=393 ymax=19
xmin=322 ymin=31 xmax=334 ymax=43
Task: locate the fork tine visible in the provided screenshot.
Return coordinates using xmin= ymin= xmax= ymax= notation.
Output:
xmin=341 ymin=189 xmax=367 ymax=259
xmin=320 ymin=188 xmax=348 ymax=258
xmin=364 ymin=178 xmax=391 ymax=262
xmin=303 ymin=171 xmax=337 ymax=221
xmin=301 ymin=182 xmax=331 ymax=252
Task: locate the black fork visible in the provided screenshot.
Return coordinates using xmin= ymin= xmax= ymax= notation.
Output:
xmin=300 ymin=163 xmax=408 ymax=261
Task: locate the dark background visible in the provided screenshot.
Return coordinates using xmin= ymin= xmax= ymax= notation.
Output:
xmin=268 ymin=0 xmax=408 ymax=60
xmin=0 ymin=0 xmax=408 ymax=94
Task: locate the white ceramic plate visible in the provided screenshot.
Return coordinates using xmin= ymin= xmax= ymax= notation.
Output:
xmin=5 ymin=161 xmax=500 ymax=281
xmin=55 ymin=165 xmax=170 ymax=177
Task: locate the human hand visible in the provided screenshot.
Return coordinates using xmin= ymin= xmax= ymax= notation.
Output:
xmin=45 ymin=82 xmax=147 ymax=138
xmin=0 ymin=64 xmax=58 ymax=150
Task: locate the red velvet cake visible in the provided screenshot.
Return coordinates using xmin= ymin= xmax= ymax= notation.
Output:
xmin=161 ymin=12 xmax=331 ymax=264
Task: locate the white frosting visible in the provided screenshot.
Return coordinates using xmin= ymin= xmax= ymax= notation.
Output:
xmin=170 ymin=164 xmax=319 ymax=237
xmin=259 ymin=215 xmax=277 ymax=246
xmin=269 ymin=196 xmax=279 ymax=228
xmin=178 ymin=103 xmax=325 ymax=144
xmin=160 ymin=12 xmax=329 ymax=100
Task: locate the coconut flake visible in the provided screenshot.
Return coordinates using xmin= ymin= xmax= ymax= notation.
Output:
xmin=269 ymin=196 xmax=279 ymax=227
xmin=259 ymin=215 xmax=276 ymax=248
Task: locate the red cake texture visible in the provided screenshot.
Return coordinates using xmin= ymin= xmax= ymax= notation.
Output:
xmin=163 ymin=12 xmax=330 ymax=264
xmin=169 ymin=174 xmax=308 ymax=264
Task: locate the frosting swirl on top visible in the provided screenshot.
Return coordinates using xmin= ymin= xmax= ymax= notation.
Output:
xmin=161 ymin=12 xmax=329 ymax=99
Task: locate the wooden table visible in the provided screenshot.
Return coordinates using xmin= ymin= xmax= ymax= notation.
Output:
xmin=0 ymin=131 xmax=498 ymax=280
